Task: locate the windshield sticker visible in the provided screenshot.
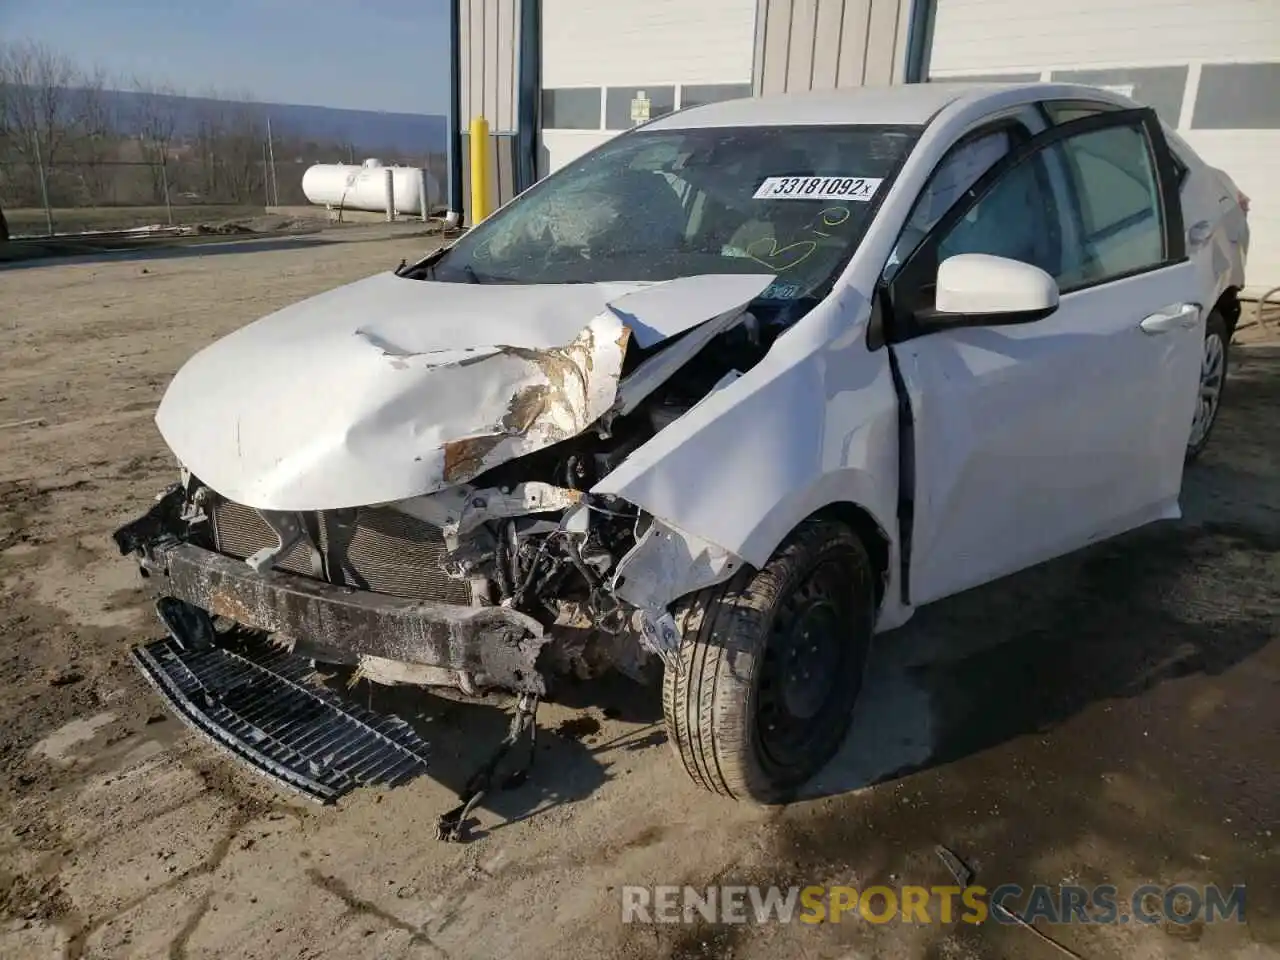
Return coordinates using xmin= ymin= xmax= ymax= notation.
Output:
xmin=753 ymin=176 xmax=882 ymax=202
xmin=761 ymin=280 xmax=803 ymax=300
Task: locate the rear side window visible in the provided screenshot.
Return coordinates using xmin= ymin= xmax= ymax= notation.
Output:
xmin=1055 ymin=123 xmax=1164 ymax=287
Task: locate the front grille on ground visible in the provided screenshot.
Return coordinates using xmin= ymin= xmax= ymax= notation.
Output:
xmin=210 ymin=501 xmax=472 ymax=605
xmin=133 ymin=634 xmax=431 ymax=803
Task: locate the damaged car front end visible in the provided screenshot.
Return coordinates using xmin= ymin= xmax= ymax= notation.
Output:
xmin=114 ymin=271 xmax=770 ymax=699
xmin=115 ymin=119 xmax=918 ymax=811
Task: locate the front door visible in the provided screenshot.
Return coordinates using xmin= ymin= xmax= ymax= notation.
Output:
xmin=885 ymin=108 xmax=1203 ymax=605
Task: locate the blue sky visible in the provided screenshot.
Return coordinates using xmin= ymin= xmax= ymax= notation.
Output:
xmin=0 ymin=0 xmax=451 ymax=115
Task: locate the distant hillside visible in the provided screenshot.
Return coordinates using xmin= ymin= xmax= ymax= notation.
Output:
xmin=101 ymin=88 xmax=446 ymax=156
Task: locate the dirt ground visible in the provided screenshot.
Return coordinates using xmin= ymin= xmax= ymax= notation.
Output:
xmin=0 ymin=235 xmax=1277 ymax=960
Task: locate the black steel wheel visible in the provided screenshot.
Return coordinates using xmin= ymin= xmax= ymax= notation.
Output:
xmin=663 ymin=519 xmax=876 ymax=802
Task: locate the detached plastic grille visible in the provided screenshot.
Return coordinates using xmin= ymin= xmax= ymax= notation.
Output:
xmin=133 ymin=635 xmax=430 ymax=803
xmin=210 ymin=501 xmax=471 ymax=605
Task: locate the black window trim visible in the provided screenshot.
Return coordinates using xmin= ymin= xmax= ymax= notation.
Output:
xmin=879 ymin=106 xmax=1185 ymax=346
xmin=883 ymin=115 xmax=1036 ymax=273
xmin=865 ymin=116 xmax=1034 ymax=349
xmin=1037 ymin=97 xmax=1123 ymax=126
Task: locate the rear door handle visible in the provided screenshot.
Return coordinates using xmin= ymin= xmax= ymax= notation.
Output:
xmin=1140 ymin=303 xmax=1200 ymax=335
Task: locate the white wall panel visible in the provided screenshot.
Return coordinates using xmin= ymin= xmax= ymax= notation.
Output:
xmin=542 ymin=0 xmax=756 ymax=88
xmin=930 ymin=0 xmax=1280 ymax=74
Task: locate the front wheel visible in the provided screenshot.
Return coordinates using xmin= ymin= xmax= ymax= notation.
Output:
xmin=662 ymin=519 xmax=876 ymax=803
xmin=1186 ymin=309 xmax=1229 ymax=462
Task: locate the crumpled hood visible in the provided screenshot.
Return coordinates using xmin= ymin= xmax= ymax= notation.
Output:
xmin=156 ymin=271 xmax=772 ymax=510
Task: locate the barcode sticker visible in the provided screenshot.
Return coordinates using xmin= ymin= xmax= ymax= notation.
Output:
xmin=753 ymin=176 xmax=883 ymax=202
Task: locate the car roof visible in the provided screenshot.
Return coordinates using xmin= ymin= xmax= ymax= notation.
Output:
xmin=645 ymin=81 xmax=1106 ymax=130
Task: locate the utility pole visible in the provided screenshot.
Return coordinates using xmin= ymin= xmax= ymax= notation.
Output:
xmin=32 ymin=135 xmax=53 ymax=235
xmin=261 ymin=140 xmax=271 ymax=207
xmin=266 ymin=115 xmax=279 ymax=207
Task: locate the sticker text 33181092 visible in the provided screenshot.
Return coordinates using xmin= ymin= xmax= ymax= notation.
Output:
xmin=753 ymin=176 xmax=882 ymax=202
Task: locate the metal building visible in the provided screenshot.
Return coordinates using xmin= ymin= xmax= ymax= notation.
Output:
xmin=450 ymin=0 xmax=1279 ymax=288
xmin=450 ymin=0 xmax=927 ymax=214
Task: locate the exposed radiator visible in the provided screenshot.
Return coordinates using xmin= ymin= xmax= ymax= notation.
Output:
xmin=210 ymin=501 xmax=472 ymax=605
xmin=209 ymin=503 xmax=320 ymax=578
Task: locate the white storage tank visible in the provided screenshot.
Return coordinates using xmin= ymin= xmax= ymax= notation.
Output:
xmin=301 ymin=158 xmax=440 ymax=216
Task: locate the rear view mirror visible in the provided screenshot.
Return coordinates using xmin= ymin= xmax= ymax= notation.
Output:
xmin=923 ymin=253 xmax=1060 ymax=328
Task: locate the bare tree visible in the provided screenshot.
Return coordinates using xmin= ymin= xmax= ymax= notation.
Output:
xmin=188 ymin=90 xmax=268 ymax=205
xmin=0 ymin=40 xmax=80 ymax=207
xmin=0 ymin=40 xmax=120 ymax=213
xmin=130 ymin=77 xmax=182 ymax=204
xmin=65 ymin=65 xmax=115 ymax=204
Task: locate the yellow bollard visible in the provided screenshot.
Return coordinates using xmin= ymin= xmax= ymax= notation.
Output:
xmin=469 ymin=116 xmax=491 ymax=224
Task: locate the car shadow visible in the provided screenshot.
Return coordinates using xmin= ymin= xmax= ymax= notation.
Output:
xmin=313 ymin=663 xmax=662 ymax=839
xmin=802 ymin=513 xmax=1277 ymax=800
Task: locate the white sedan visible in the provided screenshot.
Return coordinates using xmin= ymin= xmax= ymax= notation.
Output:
xmin=117 ymin=81 xmax=1250 ymax=806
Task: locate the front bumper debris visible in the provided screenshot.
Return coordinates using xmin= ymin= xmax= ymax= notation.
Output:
xmin=134 ymin=540 xmax=550 ymax=694
xmin=133 ymin=629 xmax=431 ymax=803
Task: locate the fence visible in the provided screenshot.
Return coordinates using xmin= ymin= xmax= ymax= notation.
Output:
xmin=0 ymin=151 xmax=448 ymax=238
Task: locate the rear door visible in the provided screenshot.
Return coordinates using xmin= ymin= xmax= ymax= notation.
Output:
xmin=884 ymin=108 xmax=1202 ymax=605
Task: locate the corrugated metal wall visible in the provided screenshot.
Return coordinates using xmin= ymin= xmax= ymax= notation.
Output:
xmin=753 ymin=0 xmax=915 ymax=95
xmin=459 ymin=0 xmax=521 ymax=132
xmin=458 ymin=0 xmax=523 ymax=220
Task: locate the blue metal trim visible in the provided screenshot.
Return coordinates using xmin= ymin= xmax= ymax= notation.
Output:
xmin=903 ymin=0 xmax=937 ymax=84
xmin=515 ymin=0 xmax=542 ymax=192
xmin=447 ymin=0 xmax=464 ymax=215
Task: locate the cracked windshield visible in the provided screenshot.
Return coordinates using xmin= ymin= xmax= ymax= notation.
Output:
xmin=434 ymin=126 xmax=918 ymax=300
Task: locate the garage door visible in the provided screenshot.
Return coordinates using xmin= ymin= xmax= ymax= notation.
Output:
xmin=928 ymin=0 xmax=1280 ymax=291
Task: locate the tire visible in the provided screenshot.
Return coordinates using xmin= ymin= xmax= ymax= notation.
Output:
xmin=662 ymin=519 xmax=876 ymax=803
xmin=1186 ymin=308 xmax=1229 ymax=463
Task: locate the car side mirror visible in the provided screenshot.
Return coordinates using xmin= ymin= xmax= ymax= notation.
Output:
xmin=918 ymin=253 xmax=1060 ymax=329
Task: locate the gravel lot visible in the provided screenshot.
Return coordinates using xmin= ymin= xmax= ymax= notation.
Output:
xmin=1 ymin=235 xmax=1277 ymax=959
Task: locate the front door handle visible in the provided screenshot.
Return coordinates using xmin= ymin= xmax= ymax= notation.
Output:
xmin=1140 ymin=303 xmax=1200 ymax=335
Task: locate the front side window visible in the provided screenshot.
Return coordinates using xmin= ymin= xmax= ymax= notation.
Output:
xmin=430 ymin=124 xmax=919 ymax=302
xmin=921 ymin=122 xmax=1163 ymax=291
xmin=884 ymin=128 xmax=1014 ymax=280
xmin=934 ymin=152 xmax=1063 ymax=278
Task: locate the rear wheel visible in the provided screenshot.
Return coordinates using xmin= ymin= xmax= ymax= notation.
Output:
xmin=1186 ymin=309 xmax=1229 ymax=462
xmin=662 ymin=519 xmax=876 ymax=802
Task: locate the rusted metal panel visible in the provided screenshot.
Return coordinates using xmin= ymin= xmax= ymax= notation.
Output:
xmin=141 ymin=541 xmax=550 ymax=693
